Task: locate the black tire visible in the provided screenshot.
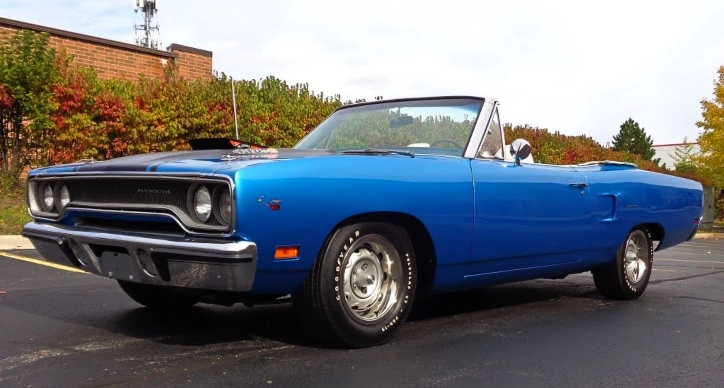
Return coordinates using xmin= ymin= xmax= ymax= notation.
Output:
xmin=293 ymin=222 xmax=418 ymax=348
xmin=117 ymin=280 xmax=199 ymax=310
xmin=592 ymin=227 xmax=654 ymax=300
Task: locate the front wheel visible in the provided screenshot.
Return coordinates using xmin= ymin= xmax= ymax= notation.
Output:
xmin=592 ymin=227 xmax=654 ymax=300
xmin=293 ymin=222 xmax=417 ymax=348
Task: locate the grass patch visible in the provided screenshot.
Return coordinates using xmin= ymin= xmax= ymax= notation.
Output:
xmin=0 ymin=202 xmax=30 ymax=234
xmin=0 ymin=173 xmax=30 ymax=235
xmin=713 ymin=220 xmax=724 ymax=233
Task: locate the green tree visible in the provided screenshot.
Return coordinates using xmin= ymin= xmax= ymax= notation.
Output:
xmin=611 ymin=118 xmax=656 ymax=161
xmin=0 ymin=29 xmax=62 ymax=174
xmin=696 ymin=66 xmax=724 ymax=189
xmin=672 ymin=136 xmax=698 ymax=174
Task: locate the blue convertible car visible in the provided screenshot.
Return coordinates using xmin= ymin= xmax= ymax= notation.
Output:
xmin=22 ymin=96 xmax=703 ymax=348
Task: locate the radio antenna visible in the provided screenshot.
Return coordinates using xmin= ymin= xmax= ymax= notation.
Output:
xmin=133 ymin=0 xmax=161 ymax=49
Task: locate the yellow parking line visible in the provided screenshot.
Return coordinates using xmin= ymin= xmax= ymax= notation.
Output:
xmin=657 ymin=258 xmax=724 ymax=265
xmin=0 ymin=252 xmax=87 ymax=273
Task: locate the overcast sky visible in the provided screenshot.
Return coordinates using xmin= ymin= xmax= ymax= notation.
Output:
xmin=3 ymin=0 xmax=724 ymax=146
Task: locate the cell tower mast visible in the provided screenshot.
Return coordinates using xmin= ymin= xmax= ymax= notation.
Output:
xmin=133 ymin=0 xmax=161 ymax=50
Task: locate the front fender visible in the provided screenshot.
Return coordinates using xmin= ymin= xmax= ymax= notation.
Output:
xmin=224 ymin=155 xmax=475 ymax=294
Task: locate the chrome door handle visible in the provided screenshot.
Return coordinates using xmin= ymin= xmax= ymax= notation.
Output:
xmin=569 ymin=182 xmax=588 ymax=189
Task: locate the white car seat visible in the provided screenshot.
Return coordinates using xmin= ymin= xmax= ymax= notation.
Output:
xmin=496 ymin=144 xmax=534 ymax=163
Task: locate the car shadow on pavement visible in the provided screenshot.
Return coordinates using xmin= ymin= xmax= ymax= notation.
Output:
xmin=408 ymin=277 xmax=602 ymax=322
xmin=106 ymin=278 xmax=603 ymax=348
xmin=103 ymin=302 xmax=316 ymax=347
xmin=1 ymin=276 xmax=604 ymax=349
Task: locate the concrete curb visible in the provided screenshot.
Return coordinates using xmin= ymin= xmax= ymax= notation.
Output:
xmin=0 ymin=235 xmax=33 ymax=251
xmin=692 ymin=232 xmax=723 ymax=240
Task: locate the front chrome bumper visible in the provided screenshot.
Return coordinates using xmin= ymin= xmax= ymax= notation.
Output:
xmin=21 ymin=222 xmax=258 ymax=292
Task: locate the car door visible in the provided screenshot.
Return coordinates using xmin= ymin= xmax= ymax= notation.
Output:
xmin=465 ymin=109 xmax=598 ymax=280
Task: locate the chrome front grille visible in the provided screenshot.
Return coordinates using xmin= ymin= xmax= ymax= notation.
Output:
xmin=27 ymin=175 xmax=234 ymax=235
xmin=65 ymin=178 xmax=190 ymax=211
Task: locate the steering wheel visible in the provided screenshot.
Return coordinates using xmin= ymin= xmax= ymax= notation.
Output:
xmin=430 ymin=138 xmax=464 ymax=149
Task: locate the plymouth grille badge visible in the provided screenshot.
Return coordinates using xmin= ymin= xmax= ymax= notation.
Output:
xmin=137 ymin=188 xmax=171 ymax=195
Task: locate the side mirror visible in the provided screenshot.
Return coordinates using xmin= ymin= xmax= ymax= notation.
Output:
xmin=510 ymin=139 xmax=531 ymax=166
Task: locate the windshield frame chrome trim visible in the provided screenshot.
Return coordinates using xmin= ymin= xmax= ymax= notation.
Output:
xmin=463 ymin=99 xmax=498 ymax=159
xmin=293 ymin=95 xmax=491 ymax=156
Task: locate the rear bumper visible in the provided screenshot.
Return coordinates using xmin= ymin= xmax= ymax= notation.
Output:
xmin=21 ymin=221 xmax=257 ymax=292
xmin=687 ymin=213 xmax=705 ymax=242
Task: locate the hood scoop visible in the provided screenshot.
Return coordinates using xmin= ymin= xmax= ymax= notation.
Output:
xmin=187 ymin=138 xmax=267 ymax=151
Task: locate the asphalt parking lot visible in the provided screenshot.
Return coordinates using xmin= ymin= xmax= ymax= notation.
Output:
xmin=1 ymin=238 xmax=723 ymax=388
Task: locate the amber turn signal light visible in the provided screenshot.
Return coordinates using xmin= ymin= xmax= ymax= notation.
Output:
xmin=274 ymin=246 xmax=300 ymax=260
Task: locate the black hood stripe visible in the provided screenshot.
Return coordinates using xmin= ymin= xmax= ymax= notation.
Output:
xmin=62 ymin=149 xmax=336 ymax=173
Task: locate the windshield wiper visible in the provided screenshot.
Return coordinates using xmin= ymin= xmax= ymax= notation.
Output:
xmin=340 ymin=148 xmax=415 ymax=158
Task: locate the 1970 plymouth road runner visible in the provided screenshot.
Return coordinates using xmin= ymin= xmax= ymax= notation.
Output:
xmin=22 ymin=96 xmax=703 ymax=348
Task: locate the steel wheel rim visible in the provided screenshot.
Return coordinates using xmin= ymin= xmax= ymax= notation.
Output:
xmin=340 ymin=234 xmax=402 ymax=323
xmin=624 ymin=231 xmax=648 ymax=284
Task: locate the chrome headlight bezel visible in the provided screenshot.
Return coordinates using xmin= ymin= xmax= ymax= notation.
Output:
xmin=40 ymin=181 xmax=56 ymax=212
xmin=212 ymin=185 xmax=232 ymax=226
xmin=187 ymin=183 xmax=234 ymax=226
xmin=56 ymin=182 xmax=71 ymax=210
xmin=190 ymin=184 xmax=212 ymax=222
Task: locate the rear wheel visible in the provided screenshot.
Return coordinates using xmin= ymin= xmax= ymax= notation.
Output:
xmin=592 ymin=227 xmax=653 ymax=300
xmin=117 ymin=280 xmax=199 ymax=310
xmin=293 ymin=222 xmax=417 ymax=348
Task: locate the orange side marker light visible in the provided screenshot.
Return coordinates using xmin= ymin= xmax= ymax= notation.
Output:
xmin=274 ymin=246 xmax=300 ymax=260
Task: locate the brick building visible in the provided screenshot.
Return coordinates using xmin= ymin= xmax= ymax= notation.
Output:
xmin=0 ymin=16 xmax=212 ymax=81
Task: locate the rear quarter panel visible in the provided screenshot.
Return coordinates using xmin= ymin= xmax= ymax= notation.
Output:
xmin=584 ymin=166 xmax=703 ymax=254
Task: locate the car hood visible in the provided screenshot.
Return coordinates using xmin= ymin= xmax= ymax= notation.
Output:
xmin=30 ymin=148 xmax=337 ymax=176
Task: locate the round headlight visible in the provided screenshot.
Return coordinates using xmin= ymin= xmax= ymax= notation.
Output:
xmin=219 ymin=189 xmax=232 ymax=224
xmin=42 ymin=183 xmax=54 ymax=212
xmin=193 ymin=186 xmax=212 ymax=222
xmin=59 ymin=183 xmax=70 ymax=208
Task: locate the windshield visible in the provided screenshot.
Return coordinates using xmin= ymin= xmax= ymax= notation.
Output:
xmin=293 ymin=97 xmax=483 ymax=156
